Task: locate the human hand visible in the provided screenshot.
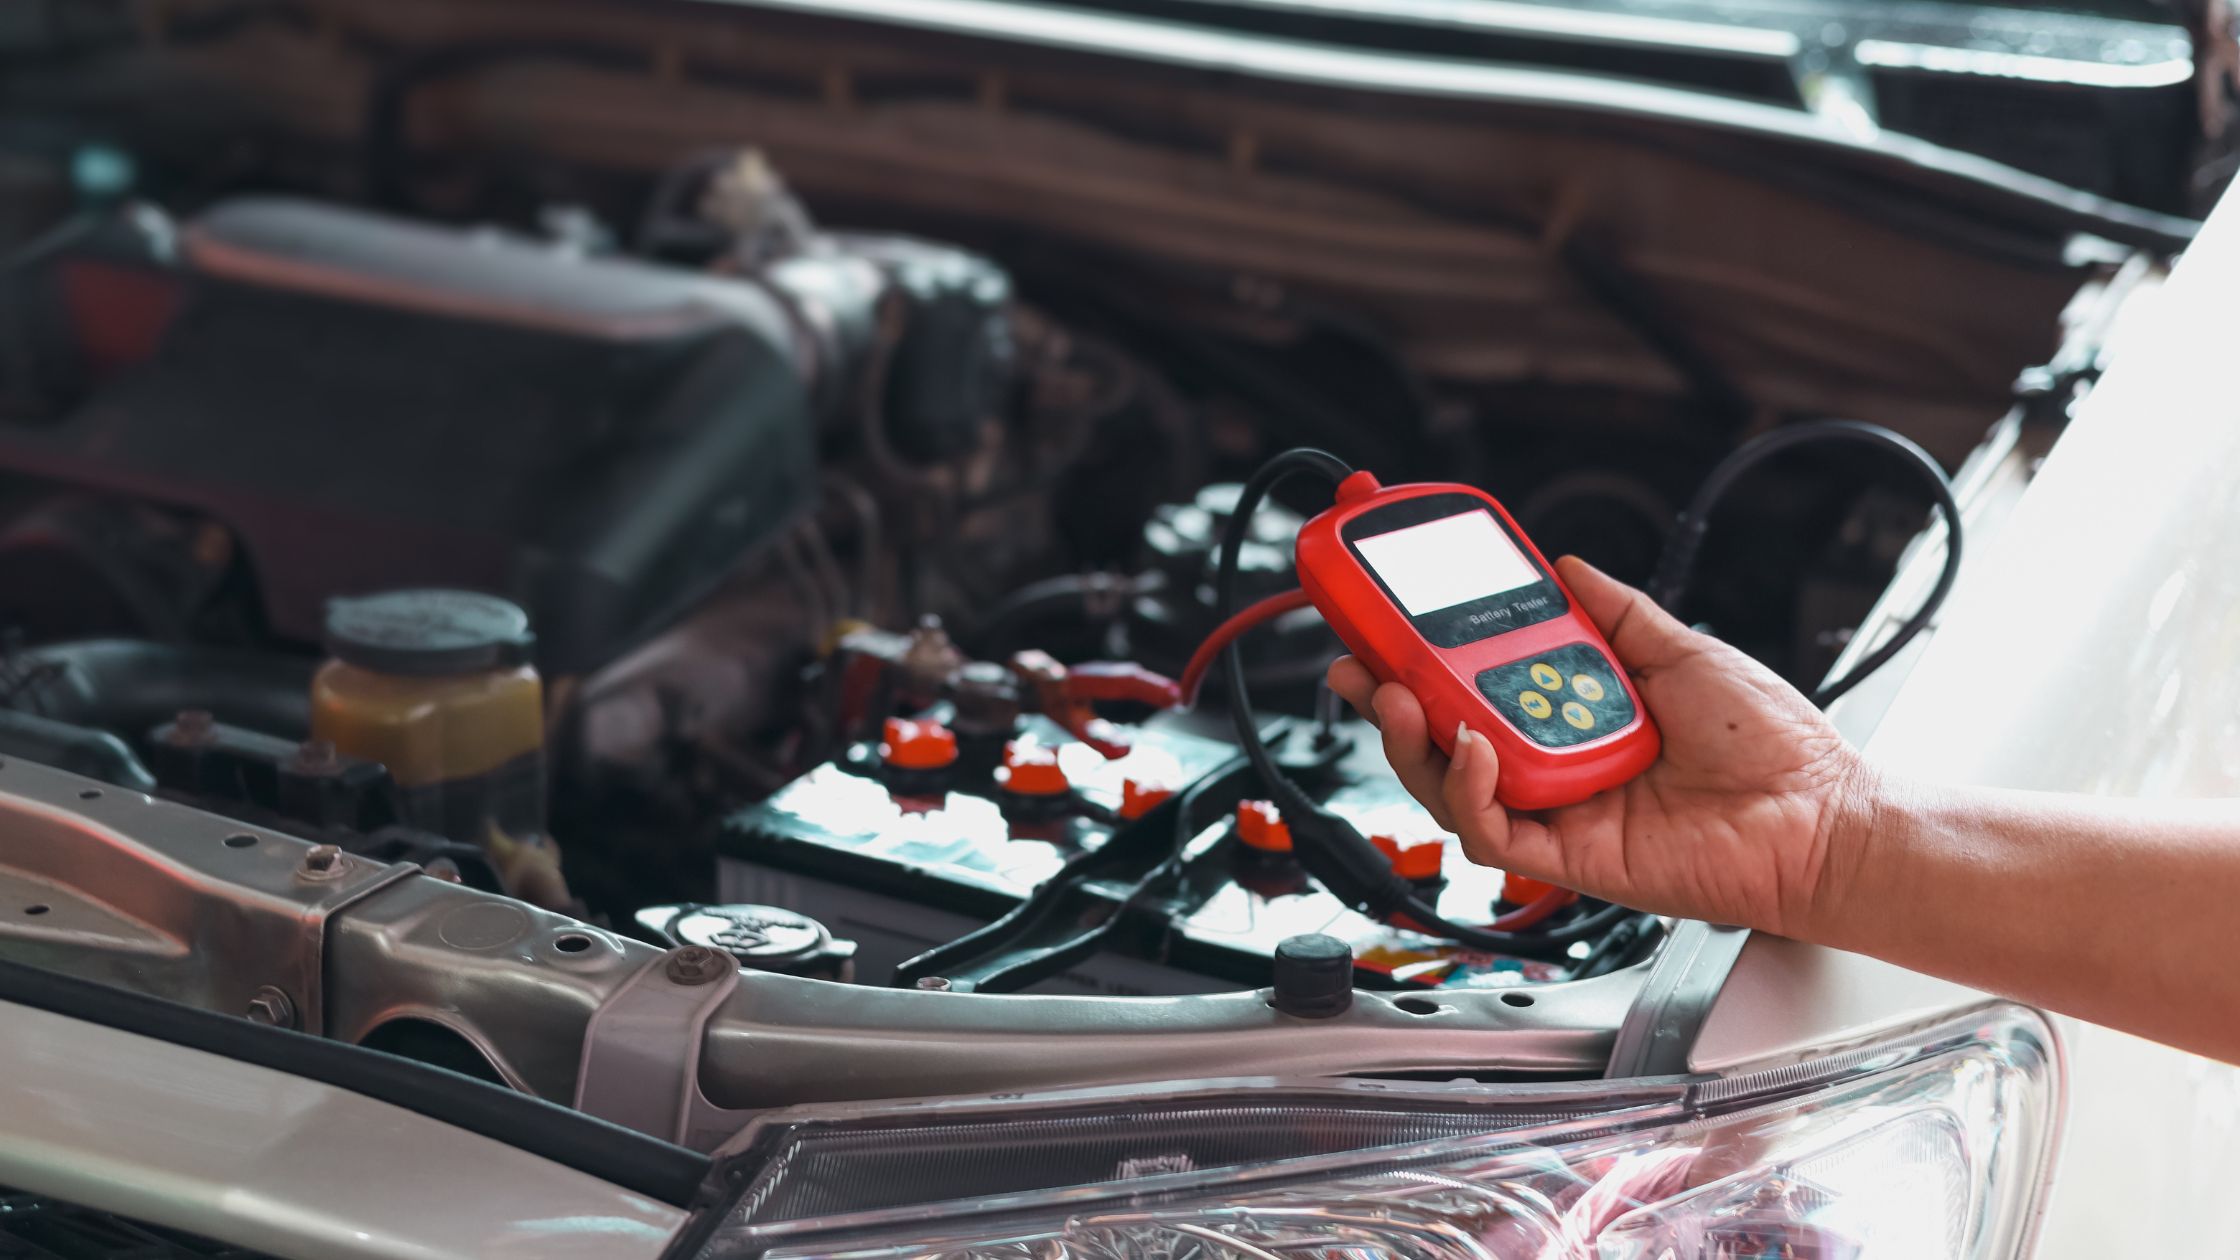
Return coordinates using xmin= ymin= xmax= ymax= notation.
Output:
xmin=1326 ymin=556 xmax=1876 ymax=940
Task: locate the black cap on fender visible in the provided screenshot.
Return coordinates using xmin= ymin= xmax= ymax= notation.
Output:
xmin=1271 ymin=933 xmax=1355 ymax=1017
xmin=323 ymin=589 xmax=534 ymax=676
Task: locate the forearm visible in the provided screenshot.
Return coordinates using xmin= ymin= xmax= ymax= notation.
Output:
xmin=1815 ymin=770 xmax=2240 ymax=1061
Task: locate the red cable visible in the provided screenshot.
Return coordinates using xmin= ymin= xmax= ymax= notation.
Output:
xmin=1394 ymin=889 xmax=1570 ymax=938
xmin=1485 ymin=888 xmax=1573 ymax=931
xmin=1178 ymin=587 xmax=1317 ymax=707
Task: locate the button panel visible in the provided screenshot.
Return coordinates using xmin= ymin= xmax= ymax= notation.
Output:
xmin=1475 ymin=644 xmax=1634 ymax=748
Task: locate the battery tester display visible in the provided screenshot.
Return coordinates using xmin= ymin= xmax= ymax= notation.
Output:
xmin=1350 ymin=511 xmax=1542 ymax=617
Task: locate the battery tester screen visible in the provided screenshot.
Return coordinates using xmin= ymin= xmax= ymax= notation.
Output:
xmin=1354 ymin=510 xmax=1541 ymax=616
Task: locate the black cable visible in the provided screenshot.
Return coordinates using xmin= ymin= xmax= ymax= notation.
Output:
xmin=1077 ymin=758 xmax=1231 ymax=949
xmin=1313 ymin=676 xmax=1345 ymax=740
xmin=1215 ymin=448 xmax=1353 ymax=822
xmin=1156 ymin=762 xmax=1234 ymax=883
xmin=1647 ymin=419 xmax=1963 ymax=708
xmin=1215 ymin=447 xmax=1633 ymax=964
xmin=1380 ymin=883 xmax=1641 ymax=960
xmin=972 ymin=571 xmax=1151 ymax=651
xmin=1569 ymin=909 xmax=1666 ymax=979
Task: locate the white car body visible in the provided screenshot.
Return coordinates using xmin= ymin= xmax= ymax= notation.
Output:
xmin=1701 ymin=172 xmax=2240 ymax=1255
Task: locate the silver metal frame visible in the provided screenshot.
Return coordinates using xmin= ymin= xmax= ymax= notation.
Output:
xmin=0 ymin=764 xmax=413 ymax=1037
xmin=0 ymin=754 xmax=1661 ymax=1149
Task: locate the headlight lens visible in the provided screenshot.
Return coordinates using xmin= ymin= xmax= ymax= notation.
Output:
xmin=698 ymin=1003 xmax=2058 ymax=1260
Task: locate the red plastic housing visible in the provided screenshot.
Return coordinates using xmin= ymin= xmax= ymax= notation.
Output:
xmin=1297 ymin=472 xmax=1660 ymax=810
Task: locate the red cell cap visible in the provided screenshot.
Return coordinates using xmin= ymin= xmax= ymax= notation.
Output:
xmin=1373 ymin=832 xmax=1448 ymax=882
xmin=1235 ymin=799 xmax=1293 ymax=853
xmin=994 ymin=741 xmax=1070 ymax=797
xmin=880 ymin=717 xmax=959 ymax=771
xmin=1501 ymin=873 xmax=1576 ymax=907
xmin=1119 ymin=777 xmax=1177 ymax=820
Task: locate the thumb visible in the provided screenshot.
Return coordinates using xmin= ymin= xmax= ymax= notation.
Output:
xmin=1555 ymin=555 xmax=1700 ymax=674
xmin=1441 ymin=722 xmax=1573 ymax=887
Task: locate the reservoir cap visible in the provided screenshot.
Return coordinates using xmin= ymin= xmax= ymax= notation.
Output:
xmin=325 ymin=589 xmax=534 ymax=676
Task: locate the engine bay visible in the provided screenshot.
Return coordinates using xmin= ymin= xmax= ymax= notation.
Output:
xmin=0 ymin=0 xmax=2187 ymax=1148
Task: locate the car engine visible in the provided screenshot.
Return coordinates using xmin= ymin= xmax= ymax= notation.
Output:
xmin=0 ymin=0 xmax=2191 ymax=1155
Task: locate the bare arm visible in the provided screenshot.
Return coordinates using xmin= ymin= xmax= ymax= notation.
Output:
xmin=1827 ymin=777 xmax=2240 ymax=1060
xmin=1329 ymin=555 xmax=2240 ymax=1063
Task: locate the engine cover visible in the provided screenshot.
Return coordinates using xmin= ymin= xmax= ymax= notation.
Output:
xmin=0 ymin=198 xmax=818 ymax=673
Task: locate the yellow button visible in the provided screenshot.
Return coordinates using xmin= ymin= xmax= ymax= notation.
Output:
xmin=1518 ymin=691 xmax=1552 ymax=720
xmin=1561 ymin=701 xmax=1595 ymax=730
xmin=1571 ymin=674 xmax=1605 ymax=701
xmin=1529 ymin=662 xmax=1562 ymax=691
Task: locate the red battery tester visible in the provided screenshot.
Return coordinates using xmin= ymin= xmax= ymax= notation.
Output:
xmin=1297 ymin=470 xmax=1660 ymax=810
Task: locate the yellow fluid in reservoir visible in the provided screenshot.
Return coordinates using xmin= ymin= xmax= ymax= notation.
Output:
xmin=312 ymin=590 xmax=561 ymax=903
xmin=310 ymin=660 xmax=542 ymax=789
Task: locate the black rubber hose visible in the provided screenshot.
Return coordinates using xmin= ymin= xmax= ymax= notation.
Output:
xmin=7 ymin=640 xmax=314 ymax=739
xmin=1647 ymin=419 xmax=1963 ymax=708
xmin=972 ymin=571 xmax=1152 ymax=650
xmin=0 ymin=708 xmax=156 ymax=791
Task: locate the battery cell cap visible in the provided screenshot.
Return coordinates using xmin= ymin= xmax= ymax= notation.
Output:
xmin=994 ymin=741 xmax=1070 ymax=796
xmin=1500 ymin=872 xmax=1576 ymax=907
xmin=1372 ymin=832 xmax=1447 ymax=881
xmin=1235 ymin=799 xmax=1293 ymax=853
xmin=1120 ymin=777 xmax=1177 ymax=820
xmin=880 ymin=717 xmax=959 ymax=771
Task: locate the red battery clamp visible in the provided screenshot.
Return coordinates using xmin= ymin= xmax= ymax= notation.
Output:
xmin=1297 ymin=470 xmax=1660 ymax=811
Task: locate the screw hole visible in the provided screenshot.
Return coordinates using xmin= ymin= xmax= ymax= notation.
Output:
xmin=24 ymin=904 xmax=50 ymax=916
xmin=554 ymin=933 xmax=593 ymax=954
xmin=223 ymin=833 xmax=257 ymax=849
xmin=1394 ymin=995 xmax=1441 ymax=1016
xmin=1500 ymin=991 xmax=1536 ymax=1008
xmin=77 ymin=788 xmax=100 ymax=800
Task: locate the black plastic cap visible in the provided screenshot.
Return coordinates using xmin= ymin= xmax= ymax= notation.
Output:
xmin=1271 ymin=933 xmax=1355 ymax=1018
xmin=324 ymin=590 xmax=534 ymax=677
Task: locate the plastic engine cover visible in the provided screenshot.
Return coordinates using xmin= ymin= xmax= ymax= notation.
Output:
xmin=0 ymin=197 xmax=817 ymax=673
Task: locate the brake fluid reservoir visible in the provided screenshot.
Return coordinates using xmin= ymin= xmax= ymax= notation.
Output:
xmin=311 ymin=590 xmax=564 ymax=904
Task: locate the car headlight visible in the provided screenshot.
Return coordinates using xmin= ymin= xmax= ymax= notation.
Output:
xmin=693 ymin=1003 xmax=2058 ymax=1260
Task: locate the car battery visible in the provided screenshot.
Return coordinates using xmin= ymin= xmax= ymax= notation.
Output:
xmin=717 ymin=713 xmax=1569 ymax=996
